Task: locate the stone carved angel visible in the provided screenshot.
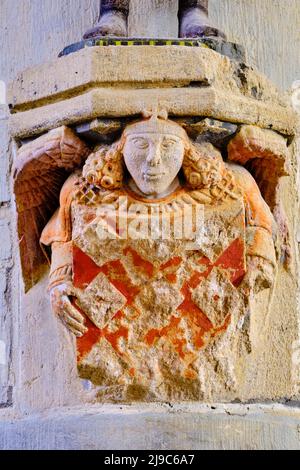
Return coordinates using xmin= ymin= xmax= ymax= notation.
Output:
xmin=14 ymin=113 xmax=282 ymax=400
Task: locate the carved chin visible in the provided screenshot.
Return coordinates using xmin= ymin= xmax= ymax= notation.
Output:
xmin=138 ymin=179 xmax=167 ymax=195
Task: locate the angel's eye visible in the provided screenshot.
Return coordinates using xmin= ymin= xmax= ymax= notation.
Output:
xmin=161 ymin=139 xmax=177 ymax=150
xmin=132 ymin=138 xmax=149 ymax=149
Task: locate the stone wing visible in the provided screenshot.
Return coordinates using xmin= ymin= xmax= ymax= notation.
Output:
xmin=228 ymin=125 xmax=290 ymax=265
xmin=13 ymin=126 xmax=90 ymax=292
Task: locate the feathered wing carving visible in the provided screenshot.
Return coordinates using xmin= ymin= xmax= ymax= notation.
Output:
xmin=13 ymin=126 xmax=90 ymax=292
xmin=227 ymin=125 xmax=290 ymax=266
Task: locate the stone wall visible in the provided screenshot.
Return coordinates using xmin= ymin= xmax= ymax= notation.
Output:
xmin=210 ymin=0 xmax=300 ymax=91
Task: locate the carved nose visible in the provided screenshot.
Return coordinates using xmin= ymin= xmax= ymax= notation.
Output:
xmin=147 ymin=145 xmax=161 ymax=166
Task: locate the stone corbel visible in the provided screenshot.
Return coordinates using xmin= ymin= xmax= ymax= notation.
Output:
xmin=9 ymin=37 xmax=298 ymax=402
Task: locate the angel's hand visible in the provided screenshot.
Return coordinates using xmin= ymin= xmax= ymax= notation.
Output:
xmin=239 ymin=256 xmax=275 ymax=297
xmin=50 ymin=283 xmax=88 ymax=337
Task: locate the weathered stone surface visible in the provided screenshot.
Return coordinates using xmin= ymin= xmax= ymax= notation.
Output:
xmin=182 ymin=117 xmax=238 ymax=146
xmin=200 ymin=37 xmax=245 ymax=61
xmin=9 ymin=86 xmax=297 ymax=139
xmin=8 ymin=46 xmax=220 ymax=109
xmin=228 ymin=124 xmax=289 ymax=208
xmin=72 ymin=202 xmax=247 ymax=400
xmin=75 ymin=118 xmax=124 ymax=144
xmin=209 ymin=0 xmax=300 ymax=92
xmin=75 ymin=116 xmax=238 ymax=147
xmin=228 ymin=125 xmax=289 ymax=168
xmin=76 ymin=272 xmax=127 ymax=329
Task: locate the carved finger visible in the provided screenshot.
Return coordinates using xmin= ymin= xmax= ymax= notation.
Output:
xmin=63 ymin=300 xmax=86 ymax=324
xmin=65 ymin=314 xmax=87 ymax=333
xmin=65 ymin=316 xmax=88 ymax=336
xmin=61 ymin=296 xmax=85 ymax=322
xmin=65 ymin=323 xmax=84 ymax=338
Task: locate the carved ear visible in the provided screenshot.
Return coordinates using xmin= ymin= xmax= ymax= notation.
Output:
xmin=14 ymin=126 xmax=90 ymax=292
xmin=227 ymin=125 xmax=291 ymax=266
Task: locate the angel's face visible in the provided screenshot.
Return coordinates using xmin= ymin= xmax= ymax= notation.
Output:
xmin=123 ymin=133 xmax=185 ymax=196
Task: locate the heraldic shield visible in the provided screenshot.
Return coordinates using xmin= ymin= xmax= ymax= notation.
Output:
xmin=71 ymin=188 xmax=247 ymax=401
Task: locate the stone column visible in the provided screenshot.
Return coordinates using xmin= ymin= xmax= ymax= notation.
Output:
xmin=0 ymin=85 xmax=14 ymax=409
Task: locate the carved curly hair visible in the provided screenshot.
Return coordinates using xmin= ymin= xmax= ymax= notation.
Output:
xmin=182 ymin=141 xmax=225 ymax=189
xmin=82 ymin=135 xmax=226 ymax=191
xmin=82 ymin=136 xmax=126 ymax=190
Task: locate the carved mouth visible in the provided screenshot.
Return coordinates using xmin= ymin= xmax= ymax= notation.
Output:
xmin=143 ymin=172 xmax=164 ymax=182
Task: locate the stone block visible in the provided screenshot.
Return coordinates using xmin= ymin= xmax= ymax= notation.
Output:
xmin=182 ymin=117 xmax=238 ymax=146
xmin=8 ymin=46 xmax=220 ymax=109
xmin=75 ymin=118 xmax=124 ymax=144
xmin=8 ymin=46 xmax=297 ymax=138
xmin=9 ymin=86 xmax=297 ymax=139
xmin=0 ymin=404 xmax=300 ymax=450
